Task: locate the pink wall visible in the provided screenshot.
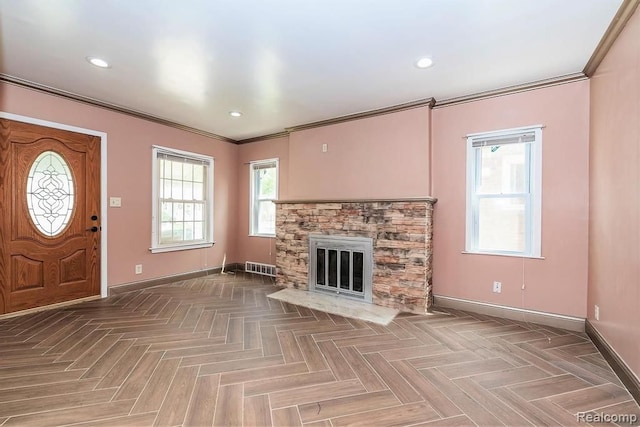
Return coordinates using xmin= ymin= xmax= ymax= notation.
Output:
xmin=236 ymin=136 xmax=289 ymax=265
xmin=1 ymin=82 xmax=239 ymax=287
xmin=432 ymin=81 xmax=591 ymax=318
xmin=287 ymin=107 xmax=431 ymax=200
xmin=588 ymin=9 xmax=640 ymax=380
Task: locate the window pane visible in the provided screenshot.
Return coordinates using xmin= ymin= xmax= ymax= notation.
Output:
xmin=193 ymin=164 xmax=203 ymax=182
xmin=194 ymin=203 xmax=203 ymax=221
xmin=478 ymin=197 xmax=526 ymax=252
xmin=173 ymin=203 xmax=184 ymax=221
xmin=184 ymin=203 xmax=194 ymax=221
xmin=163 ymin=179 xmax=172 ymax=199
xmin=194 ymin=221 xmax=203 ymax=239
xmin=172 ymin=222 xmax=184 ymax=241
xmin=164 ymin=160 xmax=172 ymax=180
xmin=183 ymin=181 xmax=193 ymax=200
xmin=161 ymin=202 xmax=172 ymax=221
xmin=184 ymin=222 xmax=194 ymax=240
xmin=171 ymin=161 xmax=182 ymax=180
xmin=193 ymin=183 xmax=204 ymax=201
xmin=477 ymin=143 xmax=526 ymax=194
xmin=258 ymin=167 xmax=277 ymax=198
xmin=183 ymin=163 xmax=193 ymax=181
xmin=257 ymin=201 xmax=276 ymax=235
xmin=172 ymin=180 xmax=183 ymax=199
xmin=160 ymin=222 xmax=172 ymax=242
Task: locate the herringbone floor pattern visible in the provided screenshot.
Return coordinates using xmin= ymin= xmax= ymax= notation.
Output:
xmin=0 ymin=273 xmax=638 ymax=427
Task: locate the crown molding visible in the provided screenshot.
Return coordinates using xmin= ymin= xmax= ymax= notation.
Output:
xmin=236 ymin=131 xmax=290 ymax=145
xmin=0 ymin=74 xmax=236 ymax=144
xmin=284 ymin=97 xmax=435 ymax=133
xmin=583 ymin=0 xmax=640 ymax=77
xmin=433 ymin=73 xmax=587 ymax=108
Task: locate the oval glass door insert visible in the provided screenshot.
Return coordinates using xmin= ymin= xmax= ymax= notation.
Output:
xmin=26 ymin=151 xmax=75 ymax=237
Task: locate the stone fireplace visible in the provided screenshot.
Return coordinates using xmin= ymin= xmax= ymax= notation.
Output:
xmin=275 ymin=198 xmax=436 ymax=313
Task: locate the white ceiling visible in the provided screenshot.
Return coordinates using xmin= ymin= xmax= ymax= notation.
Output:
xmin=0 ymin=0 xmax=623 ymax=141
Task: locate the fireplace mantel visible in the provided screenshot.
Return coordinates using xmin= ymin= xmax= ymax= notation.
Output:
xmin=275 ymin=198 xmax=436 ymax=313
xmin=275 ymin=197 xmax=437 ymax=204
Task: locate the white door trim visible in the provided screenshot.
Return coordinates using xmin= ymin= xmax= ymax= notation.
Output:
xmin=0 ymin=112 xmax=109 ymax=298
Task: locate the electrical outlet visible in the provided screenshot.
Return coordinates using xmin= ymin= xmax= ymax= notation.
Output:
xmin=322 ymin=143 xmax=328 ymax=152
xmin=594 ymin=305 xmax=600 ymax=321
xmin=492 ymin=281 xmax=502 ymax=293
xmin=135 ymin=264 xmax=142 ymax=275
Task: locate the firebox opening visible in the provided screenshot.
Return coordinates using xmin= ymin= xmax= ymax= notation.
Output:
xmin=309 ymin=235 xmax=373 ymax=303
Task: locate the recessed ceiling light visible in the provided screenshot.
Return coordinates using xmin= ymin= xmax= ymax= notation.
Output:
xmin=415 ymin=57 xmax=434 ymax=69
xmin=86 ymin=57 xmax=110 ymax=68
xmin=229 ymin=111 xmax=242 ymax=117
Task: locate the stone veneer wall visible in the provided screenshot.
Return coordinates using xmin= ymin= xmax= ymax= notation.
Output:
xmin=275 ymin=198 xmax=436 ymax=313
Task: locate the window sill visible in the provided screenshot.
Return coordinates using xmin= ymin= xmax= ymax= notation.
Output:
xmin=249 ymin=233 xmax=276 ymax=238
xmin=461 ymin=251 xmax=545 ymax=260
xmin=150 ymin=242 xmax=214 ymax=253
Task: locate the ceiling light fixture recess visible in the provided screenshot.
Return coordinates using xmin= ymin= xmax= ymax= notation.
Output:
xmin=229 ymin=111 xmax=242 ymax=117
xmin=415 ymin=57 xmax=434 ymax=69
xmin=86 ymin=57 xmax=110 ymax=68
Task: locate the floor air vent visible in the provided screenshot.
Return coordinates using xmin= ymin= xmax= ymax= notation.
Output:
xmin=245 ymin=261 xmax=276 ymax=277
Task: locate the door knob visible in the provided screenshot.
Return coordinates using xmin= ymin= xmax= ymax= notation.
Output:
xmin=91 ymin=215 xmax=98 ymax=221
xmin=86 ymin=226 xmax=99 ymax=232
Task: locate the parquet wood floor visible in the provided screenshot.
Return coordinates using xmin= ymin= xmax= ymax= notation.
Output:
xmin=0 ymin=273 xmax=638 ymax=426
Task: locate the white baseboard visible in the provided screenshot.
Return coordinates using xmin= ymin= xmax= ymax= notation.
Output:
xmin=433 ymin=295 xmax=585 ymax=333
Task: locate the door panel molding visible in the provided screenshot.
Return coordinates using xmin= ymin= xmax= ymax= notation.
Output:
xmin=0 ymin=112 xmax=108 ymax=300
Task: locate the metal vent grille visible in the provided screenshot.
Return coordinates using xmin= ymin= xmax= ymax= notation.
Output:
xmin=245 ymin=261 xmax=276 ymax=277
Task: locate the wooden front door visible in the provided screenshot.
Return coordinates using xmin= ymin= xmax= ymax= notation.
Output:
xmin=0 ymin=119 xmax=101 ymax=314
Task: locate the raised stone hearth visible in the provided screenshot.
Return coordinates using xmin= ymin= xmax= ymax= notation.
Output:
xmin=275 ymin=198 xmax=436 ymax=313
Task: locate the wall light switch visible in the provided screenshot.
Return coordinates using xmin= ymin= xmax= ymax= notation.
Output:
xmin=110 ymin=197 xmax=122 ymax=207
xmin=322 ymin=143 xmax=328 ymax=153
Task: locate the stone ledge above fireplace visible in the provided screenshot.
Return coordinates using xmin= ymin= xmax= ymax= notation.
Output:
xmin=275 ymin=197 xmax=436 ymax=314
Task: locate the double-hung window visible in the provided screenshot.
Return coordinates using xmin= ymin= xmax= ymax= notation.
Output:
xmin=466 ymin=125 xmax=542 ymax=257
xmin=151 ymin=146 xmax=214 ymax=253
xmin=250 ymin=159 xmax=278 ymax=236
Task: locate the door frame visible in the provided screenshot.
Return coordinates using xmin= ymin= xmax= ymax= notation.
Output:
xmin=0 ymin=112 xmax=109 ymax=298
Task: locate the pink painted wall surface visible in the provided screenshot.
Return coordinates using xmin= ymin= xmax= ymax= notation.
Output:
xmin=588 ymin=9 xmax=640 ymax=380
xmin=236 ymin=136 xmax=289 ymax=265
xmin=287 ymin=106 xmax=431 ymax=200
xmin=1 ymin=82 xmax=239 ymax=287
xmin=432 ymin=81 xmax=590 ymax=317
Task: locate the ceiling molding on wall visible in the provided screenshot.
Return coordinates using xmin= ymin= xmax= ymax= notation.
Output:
xmin=583 ymin=0 xmax=640 ymax=77
xmin=0 ymin=74 xmax=236 ymax=144
xmin=284 ymin=97 xmax=436 ymax=133
xmin=236 ymin=131 xmax=290 ymax=145
xmin=433 ymin=73 xmax=587 ymax=109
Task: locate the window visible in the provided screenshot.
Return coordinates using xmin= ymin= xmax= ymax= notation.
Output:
xmin=466 ymin=125 xmax=542 ymax=257
xmin=151 ymin=146 xmax=214 ymax=253
xmin=250 ymin=159 xmax=278 ymax=236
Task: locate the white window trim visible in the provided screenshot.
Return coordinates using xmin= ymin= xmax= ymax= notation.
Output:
xmin=465 ymin=125 xmax=542 ymax=258
xmin=249 ymin=158 xmax=279 ymax=237
xmin=150 ymin=145 xmax=214 ymax=253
